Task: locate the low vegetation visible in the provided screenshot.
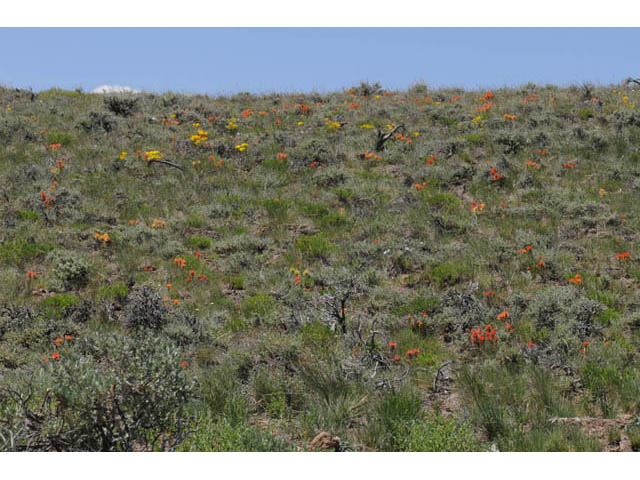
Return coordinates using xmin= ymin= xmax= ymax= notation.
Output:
xmin=1 ymin=80 xmax=639 ymax=450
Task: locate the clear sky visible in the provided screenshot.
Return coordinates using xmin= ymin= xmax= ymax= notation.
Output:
xmin=0 ymin=28 xmax=638 ymax=94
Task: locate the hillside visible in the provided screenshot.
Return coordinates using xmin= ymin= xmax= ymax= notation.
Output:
xmin=1 ymin=81 xmax=639 ymax=451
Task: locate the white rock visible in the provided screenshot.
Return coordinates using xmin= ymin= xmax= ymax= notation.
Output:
xmin=91 ymin=85 xmax=140 ymax=94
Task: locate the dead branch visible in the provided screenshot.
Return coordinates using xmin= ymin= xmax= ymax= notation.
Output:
xmin=432 ymin=361 xmax=453 ymax=393
xmin=375 ymin=124 xmax=405 ymax=152
xmin=625 ymin=77 xmax=640 ymax=86
xmin=147 ymin=159 xmax=186 ymax=171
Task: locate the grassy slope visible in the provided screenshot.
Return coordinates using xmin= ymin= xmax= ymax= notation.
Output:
xmin=1 ymin=82 xmax=639 ymax=451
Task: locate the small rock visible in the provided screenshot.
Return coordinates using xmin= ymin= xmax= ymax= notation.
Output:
xmin=310 ymin=432 xmax=341 ymax=452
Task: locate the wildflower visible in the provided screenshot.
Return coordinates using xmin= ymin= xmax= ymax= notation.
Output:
xmin=527 ymin=341 xmax=535 ymax=349
xmin=174 ymin=257 xmax=187 ymax=268
xmin=426 ymin=155 xmax=436 ymax=165
xmin=173 ymin=299 xmax=180 ymax=305
xmin=55 ymin=337 xmax=63 ymax=347
xmin=471 ymin=201 xmax=485 ymax=212
xmin=277 ymin=152 xmax=288 ymax=160
xmin=569 ymin=273 xmax=582 ymax=284
xmin=360 ymin=124 xmax=375 ymax=129
xmin=44 ymin=356 xmax=50 ymax=362
xmin=119 ymin=151 xmax=128 ymax=160
xmin=393 ymin=355 xmax=401 ymax=361
xmin=497 ymin=310 xmax=510 ymax=321
xmin=45 ymin=143 xmax=62 ymax=150
xmin=151 ymin=219 xmax=166 ymax=229
xmin=599 ymin=188 xmax=607 ymax=196
xmin=616 ymin=252 xmax=631 ymax=260
xmin=563 ymin=162 xmax=577 ymax=169
xmin=26 ymin=270 xmax=37 ymax=280
xmin=234 ymin=142 xmax=249 ymax=152
xmin=52 ymin=352 xmax=60 ymax=360
xmin=195 ymin=251 xmax=202 ymax=258
xmin=483 ymin=290 xmax=495 ymax=297
xmin=181 ymin=360 xmax=189 ymax=368
xmin=503 ymin=113 xmax=517 ymax=121
xmin=525 ymin=160 xmax=540 ymax=169
xmin=94 ymin=232 xmax=110 ymax=244
xmin=484 ymin=91 xmax=495 ymax=100
xmin=388 ymin=341 xmax=397 ymax=349
xmin=144 ymin=150 xmax=163 ymax=160
xmin=240 ymin=108 xmax=253 ymax=118
xmin=297 ymin=104 xmax=312 ymax=115
xmin=65 ymin=334 xmax=72 ymax=341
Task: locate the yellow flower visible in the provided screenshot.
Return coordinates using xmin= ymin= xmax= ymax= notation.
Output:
xmin=119 ymin=151 xmax=128 ymax=160
xmin=235 ymin=142 xmax=249 ymax=152
xmin=192 ymin=122 xmax=200 ymax=127
xmin=360 ymin=124 xmax=375 ymax=129
xmin=413 ymin=131 xmax=420 ymax=136
xmin=297 ymin=121 xmax=304 ymax=126
xmin=144 ymin=150 xmax=163 ymax=160
xmin=151 ymin=218 xmax=166 ymax=229
xmin=599 ymin=188 xmax=606 ymax=196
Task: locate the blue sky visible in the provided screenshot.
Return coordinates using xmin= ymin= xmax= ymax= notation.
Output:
xmin=0 ymin=28 xmax=638 ymax=94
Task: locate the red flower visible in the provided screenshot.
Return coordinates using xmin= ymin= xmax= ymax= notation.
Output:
xmin=181 ymin=361 xmax=188 ymax=368
xmin=388 ymin=341 xmax=397 ymax=349
xmin=52 ymin=352 xmax=60 ymax=360
xmin=527 ymin=341 xmax=535 ymax=349
xmin=616 ymin=252 xmax=631 ymax=260
xmin=195 ymin=251 xmax=202 ymax=258
xmin=484 ymin=91 xmax=495 ymax=100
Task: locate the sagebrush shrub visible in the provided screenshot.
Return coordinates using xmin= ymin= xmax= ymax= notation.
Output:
xmin=124 ymin=285 xmax=169 ymax=331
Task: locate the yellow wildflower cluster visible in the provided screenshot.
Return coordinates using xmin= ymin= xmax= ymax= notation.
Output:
xmin=472 ymin=115 xmax=485 ymax=126
xmin=94 ymin=232 xmax=110 ymax=244
xmin=190 ymin=129 xmax=209 ymax=145
xmin=119 ymin=151 xmax=128 ymax=160
xmin=324 ymin=118 xmax=341 ymax=130
xmin=144 ymin=150 xmax=163 ymax=160
xmin=151 ymin=218 xmax=166 ymax=229
xmin=613 ymin=89 xmax=635 ymax=108
xmin=235 ymin=142 xmax=249 ymax=152
xmin=226 ymin=118 xmax=239 ymax=130
xmin=360 ymin=124 xmax=375 ymax=129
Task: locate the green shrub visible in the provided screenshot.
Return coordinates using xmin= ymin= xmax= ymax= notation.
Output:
xmin=39 ymin=293 xmax=80 ymax=320
xmin=45 ymin=249 xmax=90 ymax=290
xmin=17 ymin=210 xmax=39 ymax=222
xmin=0 ymin=333 xmax=195 ymax=451
xmin=187 ymin=235 xmax=212 ymax=249
xmin=45 ymin=130 xmax=73 ymax=146
xmin=0 ymin=240 xmax=55 ymax=266
xmin=99 ymin=282 xmax=129 ymax=302
xmin=428 ymin=261 xmax=473 ymax=288
xmin=296 ymin=233 xmax=335 ymax=260
xmin=402 ymin=414 xmax=484 ymax=451
xmin=370 ymin=390 xmax=422 ymax=450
